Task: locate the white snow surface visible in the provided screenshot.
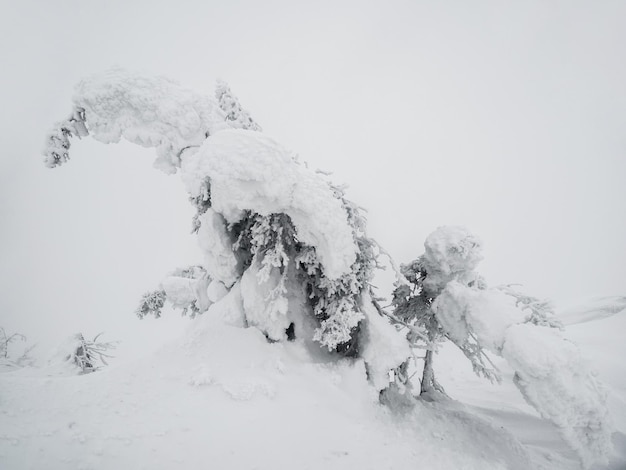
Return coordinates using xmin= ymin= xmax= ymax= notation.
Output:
xmin=73 ymin=68 xmax=228 ymax=174
xmin=2 ymin=296 xmax=624 ymax=469
xmin=0 ymin=309 xmax=534 ymax=470
xmin=180 ymin=129 xmax=357 ymax=280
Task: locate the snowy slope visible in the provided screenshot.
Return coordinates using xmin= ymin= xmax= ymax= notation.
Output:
xmin=1 ymin=311 xmax=534 ymax=470
xmin=2 ymin=297 xmax=624 ymax=469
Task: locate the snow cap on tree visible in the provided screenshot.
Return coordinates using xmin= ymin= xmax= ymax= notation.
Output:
xmin=422 ymin=226 xmax=484 ymax=294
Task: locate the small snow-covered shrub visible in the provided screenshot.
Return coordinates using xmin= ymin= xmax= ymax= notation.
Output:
xmin=63 ymin=333 xmax=117 ymax=374
xmin=0 ymin=327 xmax=36 ymax=370
xmin=136 ymin=289 xmax=167 ymax=319
xmin=137 ymin=266 xmax=211 ymax=319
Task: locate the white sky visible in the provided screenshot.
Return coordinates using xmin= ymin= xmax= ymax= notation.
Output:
xmin=1 ymin=0 xmax=624 ymax=349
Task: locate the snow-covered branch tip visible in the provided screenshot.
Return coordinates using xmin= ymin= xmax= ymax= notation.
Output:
xmin=215 ymin=79 xmax=262 ymax=132
xmin=66 ymin=332 xmax=117 ymax=374
xmin=43 ymin=107 xmax=88 ymax=168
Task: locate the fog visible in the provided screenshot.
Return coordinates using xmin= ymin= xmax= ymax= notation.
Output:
xmin=1 ymin=0 xmax=624 ymax=351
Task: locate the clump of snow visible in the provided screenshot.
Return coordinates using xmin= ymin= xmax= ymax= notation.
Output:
xmin=502 ymin=323 xmax=612 ymax=468
xmin=360 ymin=294 xmax=411 ymax=391
xmin=180 ymin=129 xmax=357 ymax=280
xmin=204 ymin=281 xmax=246 ymax=328
xmin=422 ymin=226 xmax=484 ymax=293
xmin=434 ymin=282 xmax=526 ymax=353
xmin=240 ymin=259 xmax=291 ymax=341
xmin=161 ymin=275 xmax=203 ymax=310
xmin=72 ymin=68 xmax=228 ymax=173
xmin=431 ymin=281 xmax=472 ymax=345
xmin=196 ymin=209 xmax=240 ymax=287
xmin=206 ymin=280 xmax=229 ymax=304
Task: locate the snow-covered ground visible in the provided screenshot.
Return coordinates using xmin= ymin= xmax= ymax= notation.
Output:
xmin=1 ymin=297 xmax=624 ymax=469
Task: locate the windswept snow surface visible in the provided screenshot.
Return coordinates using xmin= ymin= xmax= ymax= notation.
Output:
xmin=1 ymin=310 xmax=535 ymax=470
xmin=181 ymin=129 xmax=357 ymax=280
xmin=559 ymin=296 xmax=626 ymax=326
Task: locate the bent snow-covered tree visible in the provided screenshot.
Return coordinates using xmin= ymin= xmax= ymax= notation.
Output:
xmin=44 ymin=69 xmax=611 ymax=468
xmin=43 ymin=68 xmax=410 ymax=391
xmin=389 ymin=226 xmax=612 ymax=467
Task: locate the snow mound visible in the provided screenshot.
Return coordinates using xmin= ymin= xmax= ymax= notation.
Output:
xmin=0 ymin=313 xmax=535 ymax=470
xmin=73 ymin=68 xmax=227 ymax=173
xmin=181 ymin=129 xmax=357 ymax=280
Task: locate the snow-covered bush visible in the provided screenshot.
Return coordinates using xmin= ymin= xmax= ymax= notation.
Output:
xmin=137 ymin=266 xmax=211 ymax=319
xmin=61 ymin=333 xmax=117 ymax=374
xmin=136 ymin=289 xmax=167 ymax=319
xmin=0 ymin=327 xmax=36 ymax=370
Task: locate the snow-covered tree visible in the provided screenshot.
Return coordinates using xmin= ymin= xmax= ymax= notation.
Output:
xmin=389 ymin=226 xmax=611 ymax=467
xmin=43 ymin=69 xmax=410 ymax=391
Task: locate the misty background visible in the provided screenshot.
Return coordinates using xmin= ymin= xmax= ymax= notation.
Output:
xmin=1 ymin=0 xmax=624 ymax=355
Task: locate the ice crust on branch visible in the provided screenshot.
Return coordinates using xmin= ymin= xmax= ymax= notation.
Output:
xmin=180 ymin=129 xmax=357 ymax=280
